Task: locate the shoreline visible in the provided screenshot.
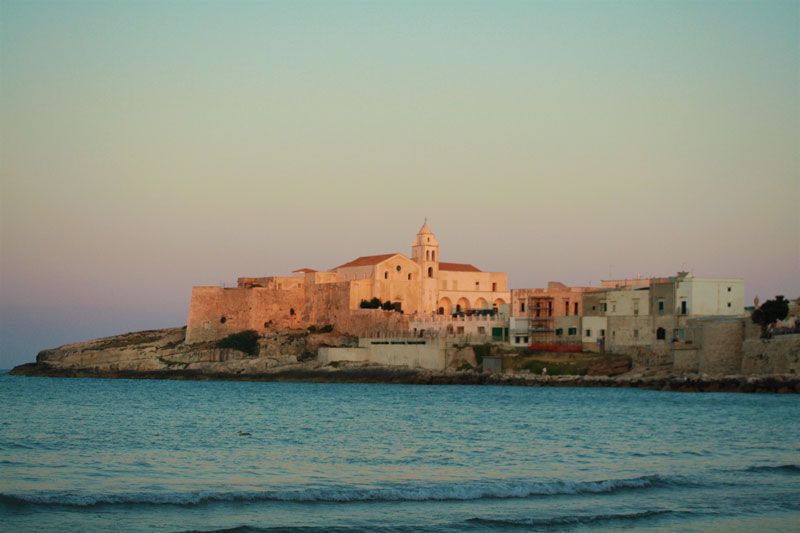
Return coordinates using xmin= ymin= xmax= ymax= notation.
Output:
xmin=9 ymin=363 xmax=799 ymax=393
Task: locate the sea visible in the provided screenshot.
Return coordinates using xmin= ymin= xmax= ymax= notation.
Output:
xmin=1 ymin=371 xmax=798 ymax=532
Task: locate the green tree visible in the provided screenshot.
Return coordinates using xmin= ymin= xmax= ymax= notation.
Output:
xmin=359 ymin=297 xmax=382 ymax=309
xmin=751 ymin=295 xmax=789 ymax=338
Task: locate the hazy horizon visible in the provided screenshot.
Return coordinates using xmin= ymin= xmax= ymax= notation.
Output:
xmin=2 ymin=0 xmax=799 ymax=367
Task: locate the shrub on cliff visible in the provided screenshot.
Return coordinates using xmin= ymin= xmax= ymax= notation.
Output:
xmin=216 ymin=330 xmax=260 ymax=355
xmin=307 ymin=324 xmax=334 ymax=333
xmin=752 ymin=296 xmax=790 ymax=339
xmin=472 ymin=344 xmax=493 ymax=366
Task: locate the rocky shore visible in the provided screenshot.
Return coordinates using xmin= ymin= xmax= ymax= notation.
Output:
xmin=9 ymin=360 xmax=799 ymax=393
xmin=9 ymin=327 xmax=799 ymax=393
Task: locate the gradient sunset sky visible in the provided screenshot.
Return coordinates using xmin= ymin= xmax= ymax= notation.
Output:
xmin=1 ymin=0 xmax=798 ymax=366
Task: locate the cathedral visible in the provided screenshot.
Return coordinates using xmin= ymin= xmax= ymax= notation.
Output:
xmin=331 ymin=221 xmax=509 ymax=315
xmin=185 ymin=223 xmax=510 ymax=343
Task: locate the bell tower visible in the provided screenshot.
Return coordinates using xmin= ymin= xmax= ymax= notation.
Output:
xmin=411 ymin=220 xmax=440 ymax=313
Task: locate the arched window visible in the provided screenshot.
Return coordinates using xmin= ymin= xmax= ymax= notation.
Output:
xmin=656 ymin=327 xmax=666 ymax=340
xmin=426 ymin=250 xmax=430 ymax=260
xmin=407 ymin=273 xmax=412 ymax=280
xmin=289 ymin=308 xmax=295 ymax=316
xmin=432 ymin=251 xmax=435 ymax=261
xmin=384 ymin=271 xmax=388 ymax=279
xmin=427 ymin=266 xmax=433 ymax=278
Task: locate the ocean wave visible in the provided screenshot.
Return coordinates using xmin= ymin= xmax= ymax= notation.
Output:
xmin=466 ymin=509 xmax=673 ymax=528
xmin=0 ymin=474 xmax=685 ymax=507
xmin=745 ymin=464 xmax=799 ymax=474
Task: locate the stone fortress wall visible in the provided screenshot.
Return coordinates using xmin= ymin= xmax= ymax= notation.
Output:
xmin=186 ymin=223 xmax=508 ymax=344
xmin=186 ymin=274 xmax=408 ymax=343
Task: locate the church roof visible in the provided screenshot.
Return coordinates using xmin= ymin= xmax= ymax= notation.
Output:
xmin=439 ymin=262 xmax=482 ymax=272
xmin=417 ymin=221 xmax=433 ymax=234
xmin=333 ymin=253 xmax=400 ymax=270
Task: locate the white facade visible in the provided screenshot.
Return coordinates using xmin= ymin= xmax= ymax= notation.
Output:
xmin=680 ymin=277 xmax=744 ymax=316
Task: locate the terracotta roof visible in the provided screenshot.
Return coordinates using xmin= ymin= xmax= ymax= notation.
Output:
xmin=334 ymin=253 xmax=400 ymax=270
xmin=439 ymin=262 xmax=481 ymax=272
xmin=293 ymin=268 xmax=317 ymax=273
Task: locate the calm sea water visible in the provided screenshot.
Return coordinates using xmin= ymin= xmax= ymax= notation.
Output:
xmin=1 ymin=372 xmax=798 ymax=532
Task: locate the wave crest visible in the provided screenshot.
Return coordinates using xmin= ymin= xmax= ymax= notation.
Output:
xmin=745 ymin=464 xmax=799 ymax=474
xmin=467 ymin=509 xmax=673 ymax=528
xmin=0 ymin=475 xmax=683 ymax=507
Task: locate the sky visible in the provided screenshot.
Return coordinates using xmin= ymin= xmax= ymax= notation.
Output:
xmin=1 ymin=0 xmax=798 ymax=367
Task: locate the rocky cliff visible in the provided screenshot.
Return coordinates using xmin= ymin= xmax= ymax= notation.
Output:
xmin=11 ymin=327 xmax=356 ymax=378
xmin=10 ymin=327 xmax=799 ymax=393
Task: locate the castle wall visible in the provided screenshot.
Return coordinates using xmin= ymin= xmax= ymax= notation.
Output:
xmin=741 ymin=334 xmax=800 ymax=375
xmin=186 ymin=286 xmax=305 ymax=343
xmin=186 ymin=281 xmax=409 ymax=344
xmin=692 ymin=317 xmax=745 ymax=375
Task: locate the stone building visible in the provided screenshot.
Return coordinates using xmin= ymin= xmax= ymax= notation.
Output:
xmin=509 ymin=283 xmax=599 ymax=346
xmin=186 ymin=223 xmax=510 ymax=343
xmin=508 ymin=273 xmax=745 ymax=353
xmin=581 ymin=272 xmax=745 ymax=354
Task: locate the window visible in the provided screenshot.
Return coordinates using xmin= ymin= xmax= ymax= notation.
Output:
xmin=426 ymin=250 xmax=430 ymax=260
xmin=600 ymin=329 xmax=605 ymax=338
xmin=523 ymin=336 xmax=529 ymax=344
xmin=634 ymin=329 xmax=639 ymax=339
xmin=727 ymin=287 xmax=731 ymax=292
xmin=384 ymin=271 xmax=388 ymax=279
xmin=289 ymin=308 xmax=295 ymax=316
xmin=555 ymin=328 xmax=563 ymax=336
xmin=427 ymin=267 xmax=433 ymax=278
xmin=475 ymin=281 xmax=480 ymax=289
xmin=515 ymin=336 xmax=521 ymax=343
xmin=601 ymin=302 xmax=608 ymax=312
xmin=565 ymin=302 xmax=570 ymax=316
xmin=432 ymin=251 xmax=435 ymax=261
xmin=568 ymin=327 xmax=577 ymax=335
xmin=633 ymin=301 xmax=639 ymax=316
xmin=658 ymin=300 xmax=664 ymax=314
xmin=521 ymin=302 xmax=526 ymax=312
xmin=492 ymin=282 xmax=497 ymax=291
xmin=612 ymin=331 xmax=616 ymax=339
xmin=220 ymin=316 xmax=227 ymax=324
xmin=612 ymin=304 xmax=616 ymax=312
xmin=574 ymin=302 xmax=579 ymax=315
xmin=396 ymin=265 xmax=401 ymax=272
xmin=408 ymin=273 xmax=412 ymax=281
xmin=656 ymin=327 xmax=666 ymax=340
xmin=585 ymin=329 xmax=592 ymax=338
xmin=727 ymin=302 xmax=731 ymax=308
xmin=681 ymin=301 xmax=688 ymax=315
